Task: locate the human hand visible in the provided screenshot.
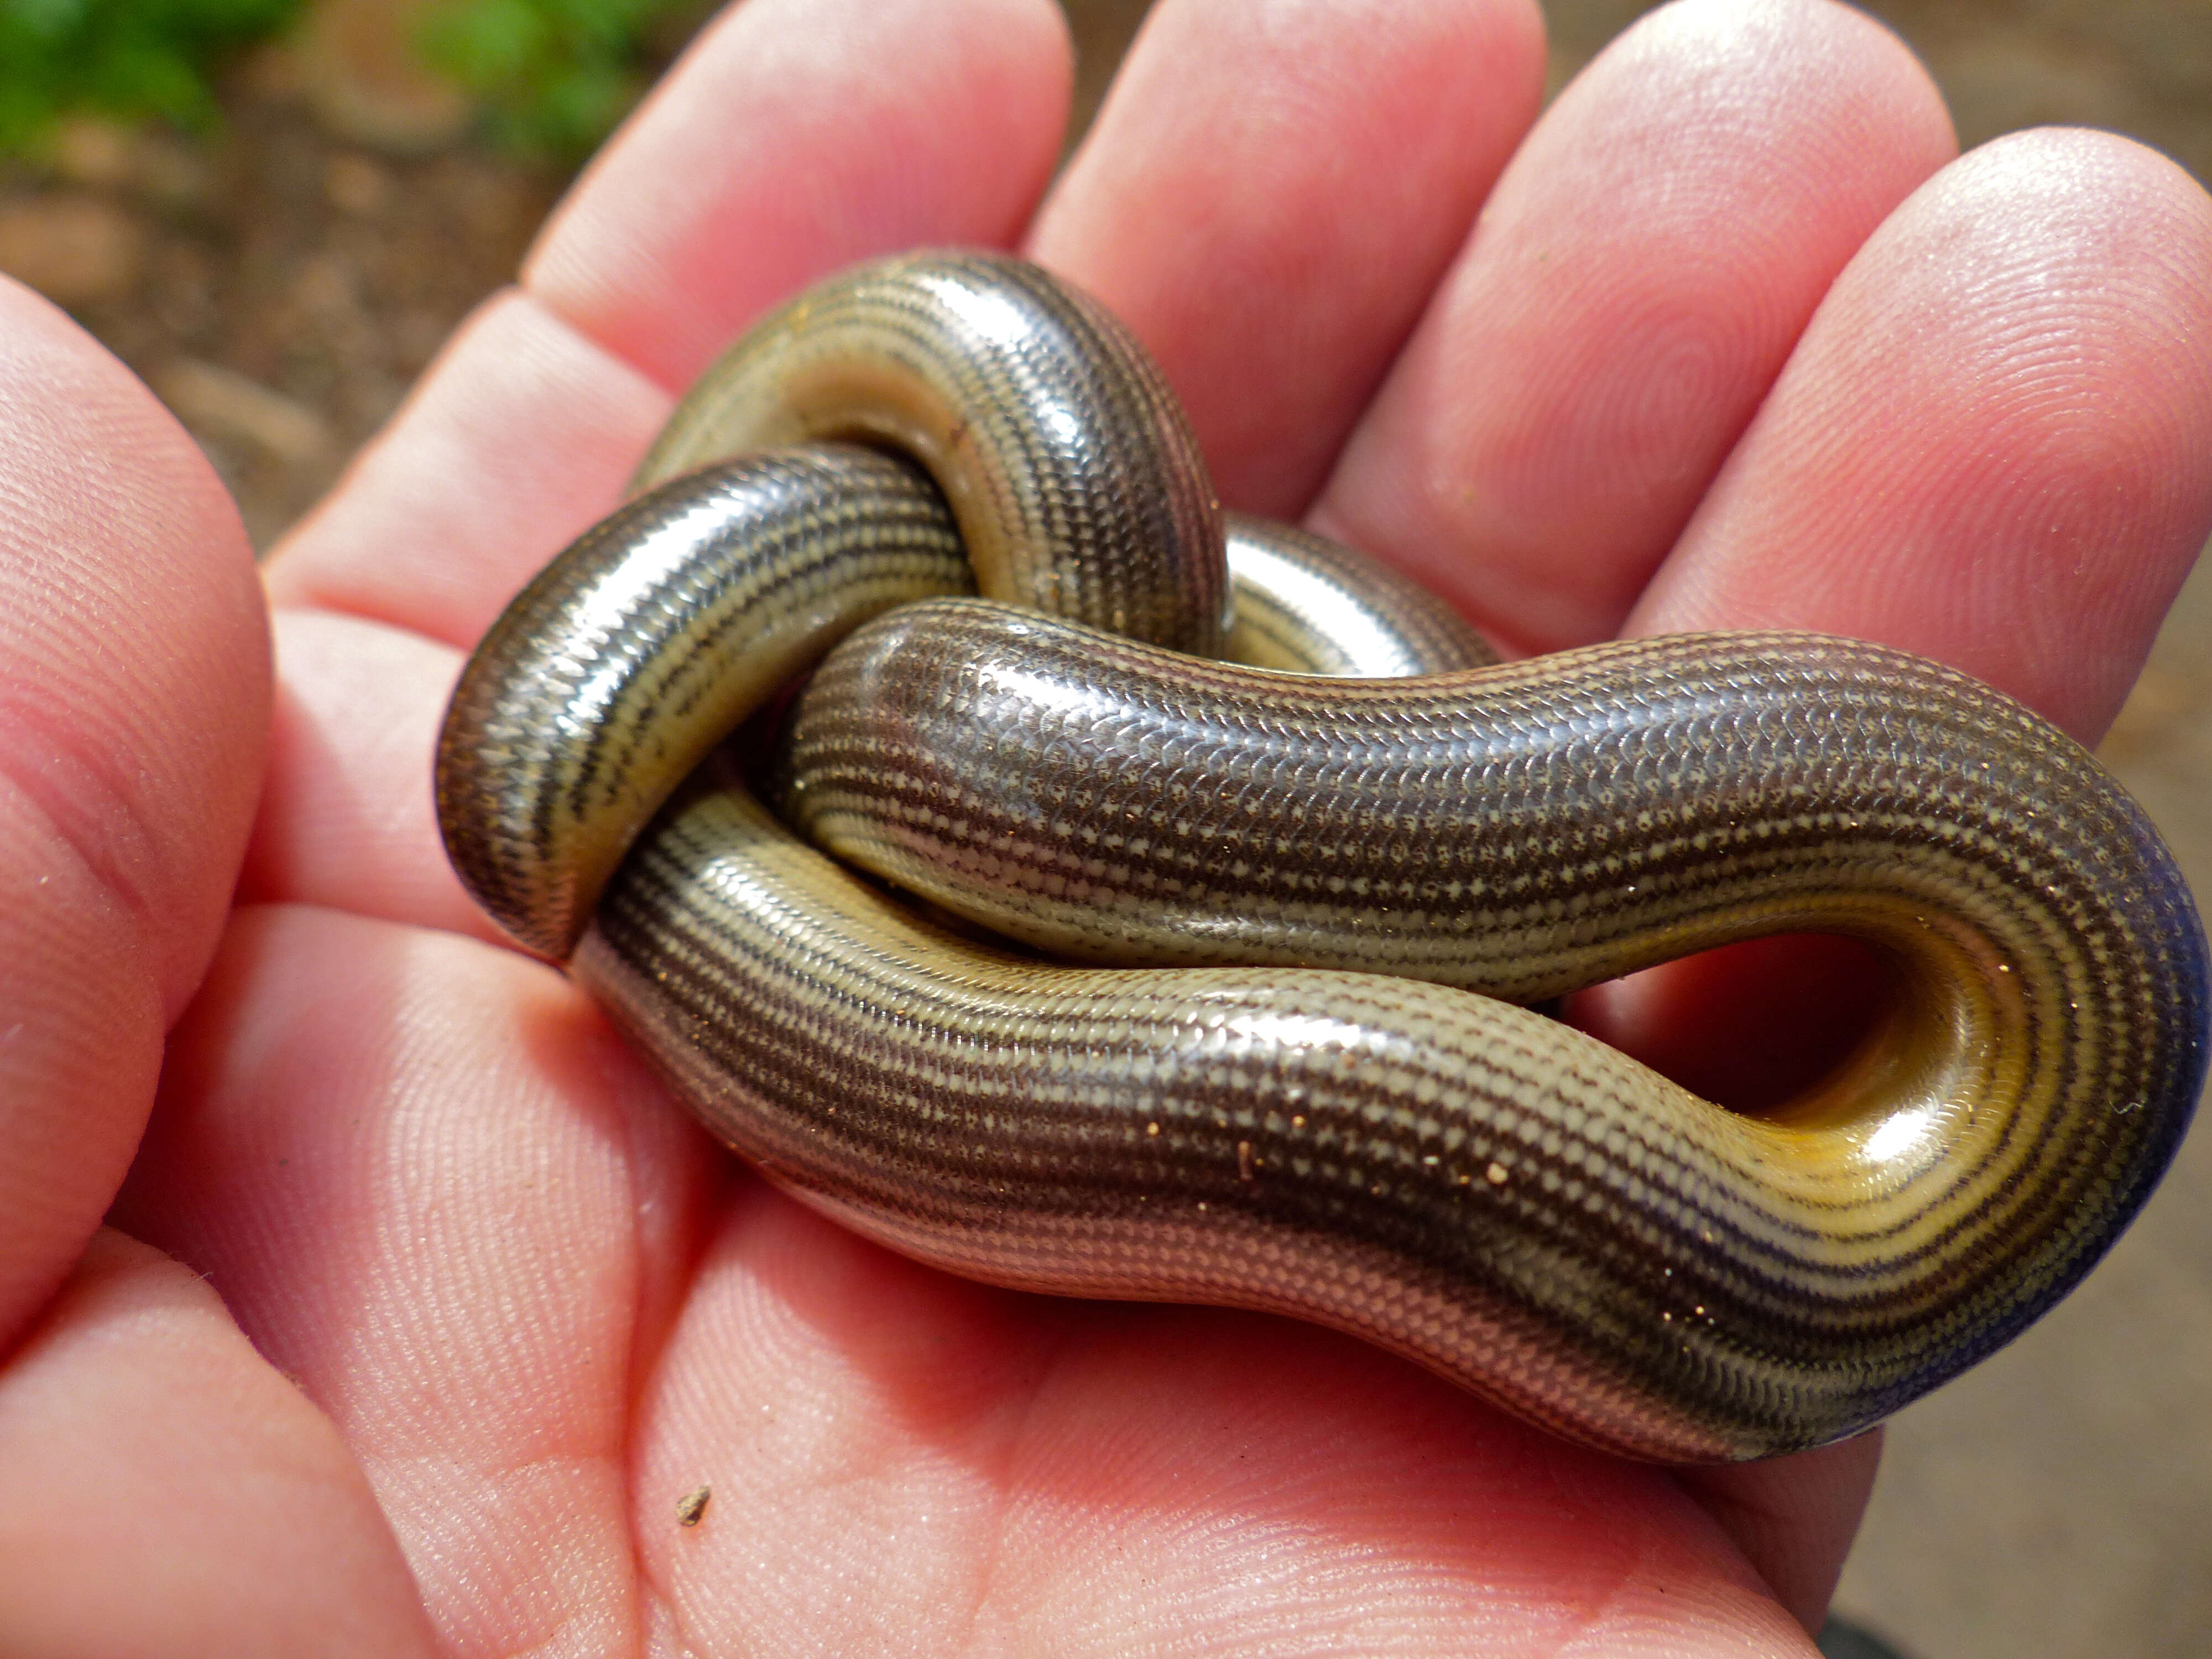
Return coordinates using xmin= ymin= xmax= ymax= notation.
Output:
xmin=6 ymin=0 xmax=2209 ymax=1652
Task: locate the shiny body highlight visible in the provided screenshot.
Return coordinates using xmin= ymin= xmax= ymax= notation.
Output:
xmin=437 ymin=251 xmax=2207 ymax=1461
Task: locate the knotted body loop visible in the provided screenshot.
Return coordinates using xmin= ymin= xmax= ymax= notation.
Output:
xmin=437 ymin=251 xmax=2205 ymax=1461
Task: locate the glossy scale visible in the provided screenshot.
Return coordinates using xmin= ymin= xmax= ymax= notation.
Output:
xmin=437 ymin=251 xmax=2206 ymax=1461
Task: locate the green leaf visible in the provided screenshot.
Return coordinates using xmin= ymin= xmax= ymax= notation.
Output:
xmin=0 ymin=0 xmax=698 ymax=160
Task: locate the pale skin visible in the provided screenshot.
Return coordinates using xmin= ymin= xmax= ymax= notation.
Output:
xmin=2 ymin=0 xmax=2208 ymax=1651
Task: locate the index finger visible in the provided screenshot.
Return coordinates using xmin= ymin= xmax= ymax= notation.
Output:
xmin=263 ymin=0 xmax=1074 ymax=649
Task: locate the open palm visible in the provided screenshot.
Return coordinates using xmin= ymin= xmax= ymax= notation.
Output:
xmin=5 ymin=0 xmax=2209 ymax=1652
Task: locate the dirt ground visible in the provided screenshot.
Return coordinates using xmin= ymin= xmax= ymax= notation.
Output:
xmin=1 ymin=3 xmax=2206 ymax=1655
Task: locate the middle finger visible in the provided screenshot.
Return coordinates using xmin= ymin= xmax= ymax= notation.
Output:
xmin=1311 ymin=0 xmax=1955 ymax=655
xmin=1029 ymin=0 xmax=1547 ymax=519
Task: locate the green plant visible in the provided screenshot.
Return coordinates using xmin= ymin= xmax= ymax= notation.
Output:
xmin=0 ymin=0 xmax=305 ymax=152
xmin=413 ymin=0 xmax=706 ymax=159
xmin=0 ymin=0 xmax=707 ymax=161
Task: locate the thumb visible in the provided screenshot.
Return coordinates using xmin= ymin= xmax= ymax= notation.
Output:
xmin=0 ymin=281 xmax=269 ymax=1348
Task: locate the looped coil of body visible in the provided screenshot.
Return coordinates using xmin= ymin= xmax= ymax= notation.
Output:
xmin=436 ymin=249 xmax=2208 ymax=1462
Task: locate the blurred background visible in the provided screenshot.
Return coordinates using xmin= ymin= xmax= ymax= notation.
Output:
xmin=1 ymin=2 xmax=2204 ymax=1655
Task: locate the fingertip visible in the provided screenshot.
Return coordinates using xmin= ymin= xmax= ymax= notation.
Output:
xmin=1640 ymin=125 xmax=2212 ymax=738
xmin=1313 ymin=0 xmax=1957 ymax=651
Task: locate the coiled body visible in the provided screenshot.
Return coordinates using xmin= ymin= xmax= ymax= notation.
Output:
xmin=436 ymin=250 xmax=2208 ymax=1462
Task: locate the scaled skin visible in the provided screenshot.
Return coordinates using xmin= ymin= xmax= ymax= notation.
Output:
xmin=1 ymin=0 xmax=2208 ymax=1653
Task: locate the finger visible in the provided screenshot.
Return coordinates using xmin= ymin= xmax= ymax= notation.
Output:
xmin=530 ymin=0 xmax=1072 ymax=392
xmin=1679 ymin=1431 xmax=1885 ymax=1635
xmin=113 ymin=905 xmax=721 ymax=1652
xmin=1632 ymin=128 xmax=2212 ymax=740
xmin=0 ymin=281 xmax=267 ymax=1345
xmin=1029 ymin=0 xmax=1546 ymax=518
xmin=1311 ymin=0 xmax=1956 ymax=654
xmin=266 ymin=0 xmax=1074 ymax=649
xmin=638 ymin=1196 xmax=1819 ymax=1655
xmin=264 ymin=293 xmax=667 ymax=649
xmin=239 ymin=608 xmax=495 ymax=941
xmin=0 ymin=1229 xmax=437 ymax=1656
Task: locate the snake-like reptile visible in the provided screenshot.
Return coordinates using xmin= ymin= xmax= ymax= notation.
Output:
xmin=436 ymin=251 xmax=2206 ymax=1462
